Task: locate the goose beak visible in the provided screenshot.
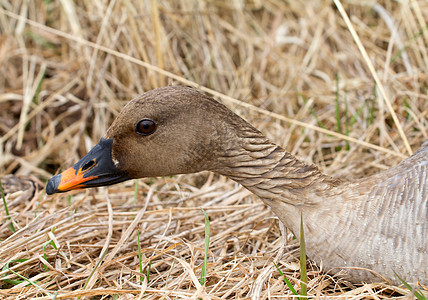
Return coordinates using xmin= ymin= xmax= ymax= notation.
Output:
xmin=46 ymin=138 xmax=130 ymax=195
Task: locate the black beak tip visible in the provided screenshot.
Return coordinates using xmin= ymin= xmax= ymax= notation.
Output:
xmin=46 ymin=174 xmax=61 ymax=195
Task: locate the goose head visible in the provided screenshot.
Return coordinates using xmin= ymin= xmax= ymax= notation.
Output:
xmin=46 ymin=86 xmax=254 ymax=194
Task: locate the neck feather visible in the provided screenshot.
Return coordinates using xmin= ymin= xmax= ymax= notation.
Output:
xmin=214 ymin=133 xmax=340 ymax=207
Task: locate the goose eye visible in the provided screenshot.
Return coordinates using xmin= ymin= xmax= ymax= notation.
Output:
xmin=135 ymin=119 xmax=156 ymax=136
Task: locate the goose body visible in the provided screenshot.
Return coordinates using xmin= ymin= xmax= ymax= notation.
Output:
xmin=47 ymin=86 xmax=427 ymax=285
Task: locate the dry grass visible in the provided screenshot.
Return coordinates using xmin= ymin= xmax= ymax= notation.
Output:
xmin=0 ymin=0 xmax=427 ymax=299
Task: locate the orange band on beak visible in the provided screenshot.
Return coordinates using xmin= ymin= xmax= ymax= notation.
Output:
xmin=56 ymin=166 xmax=98 ymax=192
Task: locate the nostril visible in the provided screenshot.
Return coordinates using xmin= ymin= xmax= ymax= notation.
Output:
xmin=82 ymin=160 xmax=96 ymax=171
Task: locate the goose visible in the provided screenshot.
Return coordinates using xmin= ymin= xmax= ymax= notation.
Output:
xmin=46 ymin=85 xmax=427 ymax=285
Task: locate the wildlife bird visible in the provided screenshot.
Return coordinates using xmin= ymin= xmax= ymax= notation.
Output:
xmin=47 ymin=85 xmax=427 ymax=285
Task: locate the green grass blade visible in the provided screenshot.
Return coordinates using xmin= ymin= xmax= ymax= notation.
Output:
xmin=369 ymin=81 xmax=376 ymax=125
xmin=147 ymin=259 xmax=152 ymax=283
xmin=2 ymin=259 xmax=28 ymax=285
xmin=335 ymin=73 xmax=342 ymax=134
xmin=348 ymin=102 xmax=366 ymax=128
xmin=33 ymin=70 xmax=45 ymax=105
xmin=0 ymin=180 xmax=16 ymax=233
xmin=42 ymin=233 xmax=57 ymax=272
xmin=274 ymin=262 xmax=299 ymax=299
xmin=300 ymin=213 xmax=307 ymax=297
xmin=52 ymin=291 xmax=59 ymax=300
xmin=391 ymin=24 xmax=428 ymax=64
xmin=344 ymin=94 xmax=350 ymax=150
xmin=200 ymin=208 xmax=210 ymax=286
xmin=82 ymin=244 xmax=108 ymax=292
xmin=134 ymin=179 xmax=139 ymax=204
xmin=394 ymin=272 xmax=426 ymax=300
xmin=5 ymin=264 xmax=52 ymax=296
xmin=403 ymin=99 xmax=411 ymax=120
xmin=137 ymin=231 xmax=143 ymax=283
xmin=299 ymin=93 xmax=326 ymax=129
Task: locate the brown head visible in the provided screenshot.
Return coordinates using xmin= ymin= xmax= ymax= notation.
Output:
xmin=46 ymin=86 xmax=262 ymax=194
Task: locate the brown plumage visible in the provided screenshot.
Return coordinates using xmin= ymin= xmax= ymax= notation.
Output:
xmin=47 ymin=85 xmax=428 ymax=285
xmin=1 ymin=175 xmax=37 ymax=204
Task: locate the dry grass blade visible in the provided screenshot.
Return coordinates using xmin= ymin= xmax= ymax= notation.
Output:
xmin=333 ymin=0 xmax=412 ymax=155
